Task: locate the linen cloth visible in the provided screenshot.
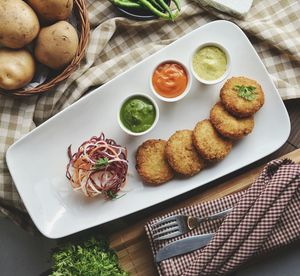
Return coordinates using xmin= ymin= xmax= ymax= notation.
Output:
xmin=0 ymin=1 xmax=299 ymax=223
xmin=145 ymin=159 xmax=300 ymax=275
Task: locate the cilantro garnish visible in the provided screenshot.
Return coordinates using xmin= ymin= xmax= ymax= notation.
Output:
xmin=106 ymin=190 xmax=118 ymax=200
xmin=95 ymin=157 xmax=109 ymax=169
xmin=234 ymin=85 xmax=257 ymax=101
xmin=51 ymin=238 xmax=128 ymax=276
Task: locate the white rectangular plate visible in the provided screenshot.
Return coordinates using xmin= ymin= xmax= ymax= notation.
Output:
xmin=6 ymin=21 xmax=290 ymax=238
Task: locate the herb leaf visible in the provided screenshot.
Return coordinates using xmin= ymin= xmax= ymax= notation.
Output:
xmin=51 ymin=237 xmax=128 ymax=276
xmin=106 ymin=190 xmax=118 ymax=199
xmin=95 ymin=157 xmax=109 ymax=169
xmin=234 ymin=85 xmax=257 ymax=101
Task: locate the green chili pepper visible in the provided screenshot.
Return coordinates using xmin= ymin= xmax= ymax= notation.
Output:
xmin=172 ymin=0 xmax=181 ymax=11
xmin=156 ymin=0 xmax=174 ymax=19
xmin=148 ymin=0 xmax=165 ymax=11
xmin=138 ymin=0 xmax=171 ymax=19
xmin=111 ymin=0 xmax=181 ymax=20
xmin=112 ymin=0 xmax=143 ymax=9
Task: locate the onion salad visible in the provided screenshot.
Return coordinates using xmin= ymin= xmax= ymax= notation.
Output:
xmin=66 ymin=133 xmax=128 ymax=199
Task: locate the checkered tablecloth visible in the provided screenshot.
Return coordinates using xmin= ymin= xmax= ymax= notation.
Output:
xmin=145 ymin=159 xmax=300 ymax=275
xmin=0 ymin=0 xmax=299 ymax=227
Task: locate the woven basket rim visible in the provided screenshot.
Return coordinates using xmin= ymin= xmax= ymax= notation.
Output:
xmin=0 ymin=0 xmax=90 ymax=97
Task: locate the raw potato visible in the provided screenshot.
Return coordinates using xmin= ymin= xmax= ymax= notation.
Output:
xmin=27 ymin=0 xmax=73 ymax=22
xmin=35 ymin=21 xmax=79 ymax=70
xmin=0 ymin=0 xmax=40 ymax=49
xmin=0 ymin=49 xmax=35 ymax=90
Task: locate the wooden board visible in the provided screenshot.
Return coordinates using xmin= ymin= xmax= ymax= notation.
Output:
xmin=285 ymin=99 xmax=300 ymax=148
xmin=109 ymin=149 xmax=300 ymax=276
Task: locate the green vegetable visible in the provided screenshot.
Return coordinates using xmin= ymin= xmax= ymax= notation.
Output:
xmin=51 ymin=238 xmax=128 ymax=276
xmin=156 ymin=0 xmax=174 ymax=19
xmin=114 ymin=0 xmax=142 ymax=9
xmin=111 ymin=0 xmax=181 ymax=20
xmin=148 ymin=0 xmax=164 ymax=10
xmin=172 ymin=0 xmax=181 ymax=11
xmin=107 ymin=190 xmax=118 ymax=199
xmin=138 ymin=0 xmax=171 ymax=19
xmin=234 ymin=85 xmax=257 ymax=101
xmin=95 ymin=157 xmax=109 ymax=169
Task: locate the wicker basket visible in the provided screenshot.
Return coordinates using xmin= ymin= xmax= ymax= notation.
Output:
xmin=0 ymin=0 xmax=90 ymax=97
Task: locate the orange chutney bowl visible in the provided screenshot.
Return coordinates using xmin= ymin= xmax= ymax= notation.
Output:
xmin=150 ymin=60 xmax=192 ymax=102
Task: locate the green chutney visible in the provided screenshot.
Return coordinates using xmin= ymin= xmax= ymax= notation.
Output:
xmin=192 ymin=46 xmax=227 ymax=81
xmin=120 ymin=96 xmax=156 ymax=133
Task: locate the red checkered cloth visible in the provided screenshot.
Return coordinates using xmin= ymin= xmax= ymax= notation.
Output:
xmin=145 ymin=159 xmax=300 ymax=275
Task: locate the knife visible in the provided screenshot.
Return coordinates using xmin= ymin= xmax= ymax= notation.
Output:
xmin=155 ymin=233 xmax=214 ymax=262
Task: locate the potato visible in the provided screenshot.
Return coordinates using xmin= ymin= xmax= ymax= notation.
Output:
xmin=0 ymin=48 xmax=35 ymax=90
xmin=35 ymin=21 xmax=79 ymax=70
xmin=0 ymin=0 xmax=40 ymax=49
xmin=27 ymin=0 xmax=73 ymax=22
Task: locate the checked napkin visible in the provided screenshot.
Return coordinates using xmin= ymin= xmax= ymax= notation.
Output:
xmin=0 ymin=0 xmax=299 ymax=228
xmin=145 ymin=159 xmax=300 ymax=275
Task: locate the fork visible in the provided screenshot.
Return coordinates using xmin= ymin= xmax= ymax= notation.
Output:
xmin=152 ymin=208 xmax=232 ymax=241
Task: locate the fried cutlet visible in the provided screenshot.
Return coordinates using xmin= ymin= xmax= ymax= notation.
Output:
xmin=193 ymin=119 xmax=233 ymax=162
xmin=136 ymin=139 xmax=174 ymax=185
xmin=220 ymin=76 xmax=265 ymax=118
xmin=166 ymin=130 xmax=205 ymax=177
xmin=210 ymin=102 xmax=254 ymax=140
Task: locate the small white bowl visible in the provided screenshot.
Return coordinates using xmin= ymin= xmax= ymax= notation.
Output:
xmin=190 ymin=42 xmax=231 ymax=85
xmin=118 ymin=93 xmax=159 ymax=136
xmin=150 ymin=60 xmax=192 ymax=102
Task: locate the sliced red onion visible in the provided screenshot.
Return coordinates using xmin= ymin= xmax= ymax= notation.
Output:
xmin=66 ymin=133 xmax=128 ymax=199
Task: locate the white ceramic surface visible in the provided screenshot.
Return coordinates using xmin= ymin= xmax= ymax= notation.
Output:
xmin=6 ymin=21 xmax=290 ymax=238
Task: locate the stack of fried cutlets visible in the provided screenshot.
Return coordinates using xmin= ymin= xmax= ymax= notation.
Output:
xmin=136 ymin=76 xmax=265 ymax=185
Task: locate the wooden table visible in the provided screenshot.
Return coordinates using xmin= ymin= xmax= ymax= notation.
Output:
xmin=95 ymin=99 xmax=300 ymax=275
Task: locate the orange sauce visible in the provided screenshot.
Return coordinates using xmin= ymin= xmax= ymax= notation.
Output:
xmin=152 ymin=62 xmax=188 ymax=98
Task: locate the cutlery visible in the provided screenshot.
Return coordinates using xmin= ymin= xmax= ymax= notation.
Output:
xmin=152 ymin=208 xmax=232 ymax=241
xmin=155 ymin=233 xmax=214 ymax=262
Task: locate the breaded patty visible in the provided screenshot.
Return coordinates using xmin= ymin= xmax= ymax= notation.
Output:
xmin=136 ymin=139 xmax=174 ymax=185
xmin=220 ymin=76 xmax=265 ymax=117
xmin=210 ymin=102 xmax=254 ymax=140
xmin=193 ymin=119 xmax=233 ymax=162
xmin=166 ymin=130 xmax=205 ymax=177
